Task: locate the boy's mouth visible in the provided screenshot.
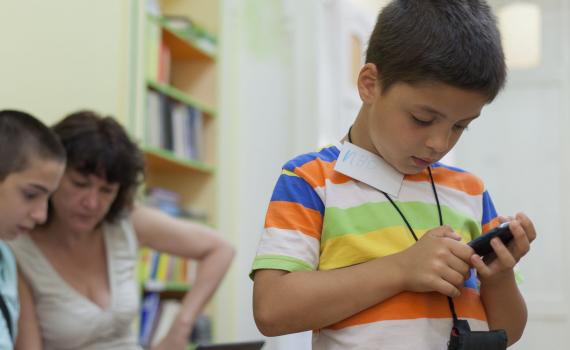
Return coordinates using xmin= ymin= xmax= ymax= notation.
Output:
xmin=411 ymin=156 xmax=433 ymax=167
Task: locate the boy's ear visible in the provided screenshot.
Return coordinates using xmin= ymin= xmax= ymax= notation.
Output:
xmin=357 ymin=63 xmax=380 ymax=103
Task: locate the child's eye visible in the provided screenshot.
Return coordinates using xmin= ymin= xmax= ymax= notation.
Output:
xmin=22 ymin=190 xmax=39 ymax=201
xmin=411 ymin=115 xmax=433 ymax=126
xmin=453 ymin=124 xmax=469 ymax=132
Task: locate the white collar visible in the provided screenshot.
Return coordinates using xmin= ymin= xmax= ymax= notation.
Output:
xmin=334 ymin=141 xmax=405 ymax=198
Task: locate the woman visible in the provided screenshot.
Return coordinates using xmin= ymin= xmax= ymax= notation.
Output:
xmin=0 ymin=110 xmax=65 ymax=349
xmin=9 ymin=111 xmax=234 ymax=350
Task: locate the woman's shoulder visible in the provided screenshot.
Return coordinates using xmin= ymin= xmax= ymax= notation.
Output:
xmin=103 ymin=216 xmax=139 ymax=256
xmin=5 ymin=233 xmax=36 ymax=258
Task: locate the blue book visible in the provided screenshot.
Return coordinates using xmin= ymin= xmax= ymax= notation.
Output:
xmin=139 ymin=292 xmax=161 ymax=346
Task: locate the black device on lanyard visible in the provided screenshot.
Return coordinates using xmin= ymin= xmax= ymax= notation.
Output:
xmin=347 ymin=127 xmax=508 ymax=350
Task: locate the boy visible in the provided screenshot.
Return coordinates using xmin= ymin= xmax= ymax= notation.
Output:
xmin=251 ymin=1 xmax=536 ymax=349
xmin=0 ymin=110 xmax=65 ymax=349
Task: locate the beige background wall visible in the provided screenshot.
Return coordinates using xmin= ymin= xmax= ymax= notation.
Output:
xmin=0 ymin=0 xmax=133 ymax=126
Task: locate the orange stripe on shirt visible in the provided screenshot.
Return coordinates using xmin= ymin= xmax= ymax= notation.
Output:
xmin=482 ymin=217 xmax=501 ymax=233
xmin=265 ymin=201 xmax=323 ymax=240
xmin=406 ymin=167 xmax=484 ymax=196
xmin=295 ymin=159 xmax=352 ymax=188
xmin=328 ymin=288 xmax=487 ymax=330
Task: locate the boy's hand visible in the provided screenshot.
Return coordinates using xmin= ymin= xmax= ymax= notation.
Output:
xmin=471 ymin=212 xmax=536 ymax=282
xmin=398 ymin=225 xmax=474 ymax=298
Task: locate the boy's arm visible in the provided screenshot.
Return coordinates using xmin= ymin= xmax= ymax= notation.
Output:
xmin=15 ymin=270 xmax=42 ymax=350
xmin=472 ymin=213 xmax=536 ymax=346
xmin=479 ymin=270 xmax=526 ymax=345
xmin=254 ymin=226 xmax=473 ymax=336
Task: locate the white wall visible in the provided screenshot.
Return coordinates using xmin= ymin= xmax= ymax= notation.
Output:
xmin=217 ymin=1 xmax=322 ymax=348
xmin=453 ymin=1 xmax=570 ymax=348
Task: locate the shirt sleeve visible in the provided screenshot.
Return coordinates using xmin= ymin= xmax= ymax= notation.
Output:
xmin=250 ymin=169 xmax=324 ymax=278
xmin=481 ymin=190 xmax=500 ymax=233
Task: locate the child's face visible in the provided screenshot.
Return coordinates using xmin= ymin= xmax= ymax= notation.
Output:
xmin=49 ymin=169 xmax=119 ymax=234
xmin=361 ymin=70 xmax=488 ymax=174
xmin=0 ymin=157 xmax=65 ymax=239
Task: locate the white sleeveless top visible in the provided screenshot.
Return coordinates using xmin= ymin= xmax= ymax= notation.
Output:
xmin=8 ymin=219 xmax=142 ymax=350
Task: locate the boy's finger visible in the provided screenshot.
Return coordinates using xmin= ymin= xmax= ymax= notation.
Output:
xmin=447 ymin=254 xmax=472 ymax=276
xmin=497 ymin=215 xmax=513 ymax=224
xmin=429 ymin=225 xmax=461 ymax=240
xmin=470 ymin=254 xmax=491 ymax=278
xmin=435 ymin=279 xmax=461 ymax=298
xmin=490 ymin=238 xmax=517 ymax=269
xmin=509 ymin=220 xmax=530 ymax=259
xmin=448 ymin=240 xmax=475 ymax=261
xmin=516 ymin=212 xmax=537 ymax=243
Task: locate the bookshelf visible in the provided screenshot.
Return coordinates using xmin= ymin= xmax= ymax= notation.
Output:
xmin=138 ymin=0 xmax=220 ymax=347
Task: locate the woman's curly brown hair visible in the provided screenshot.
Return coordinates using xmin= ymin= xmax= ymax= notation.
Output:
xmin=51 ymin=110 xmax=145 ymax=223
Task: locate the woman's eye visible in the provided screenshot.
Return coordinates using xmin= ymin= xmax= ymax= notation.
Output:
xmin=100 ymin=187 xmax=114 ymax=194
xmin=72 ymin=180 xmax=88 ymax=188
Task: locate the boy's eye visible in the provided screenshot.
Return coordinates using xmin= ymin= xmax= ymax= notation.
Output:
xmin=411 ymin=115 xmax=433 ymax=126
xmin=22 ymin=190 xmax=40 ymax=201
xmin=453 ymin=124 xmax=469 ymax=131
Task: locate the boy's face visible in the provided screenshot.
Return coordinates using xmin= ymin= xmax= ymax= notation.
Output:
xmin=358 ymin=64 xmax=489 ymax=175
xmin=0 ymin=157 xmax=64 ymax=239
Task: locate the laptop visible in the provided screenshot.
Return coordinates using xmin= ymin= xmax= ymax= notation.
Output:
xmin=195 ymin=340 xmax=265 ymax=350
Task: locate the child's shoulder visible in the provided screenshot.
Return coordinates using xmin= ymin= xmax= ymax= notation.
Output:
xmin=430 ymin=162 xmax=488 ymax=195
xmin=282 ymin=144 xmax=340 ymax=172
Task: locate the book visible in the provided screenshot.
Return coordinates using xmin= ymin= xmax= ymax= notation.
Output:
xmin=157 ymin=42 xmax=172 ymax=84
xmin=151 ymin=300 xmax=182 ymax=345
xmin=146 ymin=90 xmax=163 ymax=148
xmin=139 ymin=292 xmax=161 ymax=346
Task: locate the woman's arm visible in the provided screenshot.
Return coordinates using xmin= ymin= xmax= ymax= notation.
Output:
xmin=132 ymin=205 xmax=234 ymax=349
xmin=15 ymin=270 xmax=42 ymax=350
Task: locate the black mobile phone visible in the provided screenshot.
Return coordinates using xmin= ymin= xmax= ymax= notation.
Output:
xmin=468 ymin=222 xmax=513 ymax=257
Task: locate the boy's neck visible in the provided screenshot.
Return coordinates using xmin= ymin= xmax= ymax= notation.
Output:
xmin=347 ymin=107 xmax=381 ymax=157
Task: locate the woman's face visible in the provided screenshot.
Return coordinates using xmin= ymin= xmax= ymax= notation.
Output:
xmin=0 ymin=157 xmax=65 ymax=240
xmin=50 ymin=169 xmax=120 ymax=234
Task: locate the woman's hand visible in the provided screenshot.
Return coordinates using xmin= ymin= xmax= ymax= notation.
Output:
xmin=151 ymin=317 xmax=193 ymax=350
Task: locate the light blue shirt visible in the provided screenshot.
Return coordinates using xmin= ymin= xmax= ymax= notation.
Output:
xmin=0 ymin=242 xmax=19 ymax=350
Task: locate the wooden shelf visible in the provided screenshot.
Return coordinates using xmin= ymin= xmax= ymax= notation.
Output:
xmin=140 ymin=2 xmax=220 ymax=345
xmin=144 ymin=147 xmax=215 ymax=175
xmin=147 ymin=79 xmax=217 ymax=117
xmin=148 ymin=14 xmax=217 ymax=60
xmin=144 ymin=280 xmax=191 ymax=293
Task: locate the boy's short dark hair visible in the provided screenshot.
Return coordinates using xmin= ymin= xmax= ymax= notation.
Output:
xmin=51 ymin=110 xmax=145 ymax=222
xmin=366 ymin=0 xmax=506 ymax=101
xmin=0 ymin=110 xmax=66 ymax=181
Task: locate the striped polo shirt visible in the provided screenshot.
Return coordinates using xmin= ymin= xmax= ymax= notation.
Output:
xmin=252 ymin=143 xmax=500 ymax=349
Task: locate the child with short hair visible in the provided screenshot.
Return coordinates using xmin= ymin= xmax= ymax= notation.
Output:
xmin=251 ymin=1 xmax=536 ymax=349
xmin=0 ymin=110 xmax=65 ymax=349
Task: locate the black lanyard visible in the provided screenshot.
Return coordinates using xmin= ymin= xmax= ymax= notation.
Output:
xmin=347 ymin=126 xmax=460 ymax=322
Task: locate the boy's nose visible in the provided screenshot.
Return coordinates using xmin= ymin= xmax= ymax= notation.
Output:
xmin=31 ymin=200 xmax=48 ymax=224
xmin=426 ymin=131 xmax=450 ymax=153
